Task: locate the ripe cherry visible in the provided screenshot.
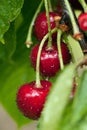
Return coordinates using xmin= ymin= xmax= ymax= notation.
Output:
xmin=16 ymin=80 xmax=52 ymax=120
xmin=34 ymin=12 xmax=59 ymax=41
xmin=78 ymin=13 xmax=87 ymax=31
xmin=30 ymin=42 xmax=71 ymax=77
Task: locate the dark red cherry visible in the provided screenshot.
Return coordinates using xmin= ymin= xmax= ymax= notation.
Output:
xmin=34 ymin=12 xmax=59 ymax=41
xmin=78 ymin=13 xmax=87 ymax=31
xmin=30 ymin=42 xmax=71 ymax=77
xmin=16 ymin=80 xmax=52 ymax=120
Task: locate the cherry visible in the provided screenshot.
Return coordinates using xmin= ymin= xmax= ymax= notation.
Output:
xmin=30 ymin=42 xmax=71 ymax=77
xmin=78 ymin=13 xmax=87 ymax=31
xmin=16 ymin=80 xmax=52 ymax=120
xmin=34 ymin=12 xmax=59 ymax=41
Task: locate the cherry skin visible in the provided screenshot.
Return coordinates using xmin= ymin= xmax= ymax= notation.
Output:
xmin=30 ymin=42 xmax=71 ymax=77
xmin=16 ymin=80 xmax=52 ymax=120
xmin=34 ymin=12 xmax=59 ymax=41
xmin=78 ymin=13 xmax=87 ymax=31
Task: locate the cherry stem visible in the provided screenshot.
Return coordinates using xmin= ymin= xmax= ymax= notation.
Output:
xmin=25 ymin=0 xmax=43 ymax=48
xmin=36 ymin=28 xmax=57 ymax=88
xmin=78 ymin=0 xmax=87 ymax=12
xmin=64 ymin=0 xmax=80 ymax=35
xmin=44 ymin=0 xmax=52 ymax=47
xmin=48 ymin=0 xmax=53 ymax=12
xmin=57 ymin=29 xmax=64 ymax=70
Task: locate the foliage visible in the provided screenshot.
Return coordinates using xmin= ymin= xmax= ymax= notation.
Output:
xmin=0 ymin=0 xmax=40 ymax=127
xmin=0 ymin=0 xmax=87 ymax=129
xmin=38 ymin=66 xmax=87 ymax=130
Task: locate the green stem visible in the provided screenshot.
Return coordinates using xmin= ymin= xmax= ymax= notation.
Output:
xmin=48 ymin=0 xmax=53 ymax=12
xmin=78 ymin=0 xmax=87 ymax=12
xmin=64 ymin=0 xmax=80 ymax=34
xmin=57 ymin=29 xmax=64 ymax=70
xmin=36 ymin=28 xmax=57 ymax=87
xmin=64 ymin=0 xmax=85 ymax=60
xmin=25 ymin=0 xmax=43 ymax=48
xmin=44 ymin=0 xmax=52 ymax=47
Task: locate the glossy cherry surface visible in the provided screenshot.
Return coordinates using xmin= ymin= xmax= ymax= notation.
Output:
xmin=78 ymin=13 xmax=87 ymax=31
xmin=30 ymin=42 xmax=71 ymax=77
xmin=34 ymin=12 xmax=58 ymax=41
xmin=16 ymin=80 xmax=52 ymax=120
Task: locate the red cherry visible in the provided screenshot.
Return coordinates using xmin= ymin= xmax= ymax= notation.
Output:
xmin=78 ymin=13 xmax=87 ymax=31
xmin=16 ymin=80 xmax=52 ymax=120
xmin=34 ymin=12 xmax=59 ymax=41
xmin=30 ymin=42 xmax=71 ymax=77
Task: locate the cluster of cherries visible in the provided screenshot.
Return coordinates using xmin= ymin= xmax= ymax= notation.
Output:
xmin=16 ymin=0 xmax=87 ymax=120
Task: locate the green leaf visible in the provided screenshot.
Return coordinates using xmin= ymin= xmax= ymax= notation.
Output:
xmin=0 ymin=22 xmax=16 ymax=61
xmin=71 ymin=70 xmax=87 ymax=125
xmin=74 ymin=116 xmax=87 ymax=130
xmin=16 ymin=0 xmax=41 ymax=45
xmin=67 ymin=35 xmax=84 ymax=63
xmin=4 ymin=22 xmax=16 ymax=59
xmin=59 ymin=102 xmax=73 ymax=130
xmin=0 ymin=61 xmax=35 ymax=127
xmin=0 ymin=0 xmax=43 ymax=127
xmin=37 ymin=65 xmax=75 ymax=130
xmin=0 ymin=0 xmax=24 ymax=42
xmin=59 ymin=70 xmax=87 ymax=130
